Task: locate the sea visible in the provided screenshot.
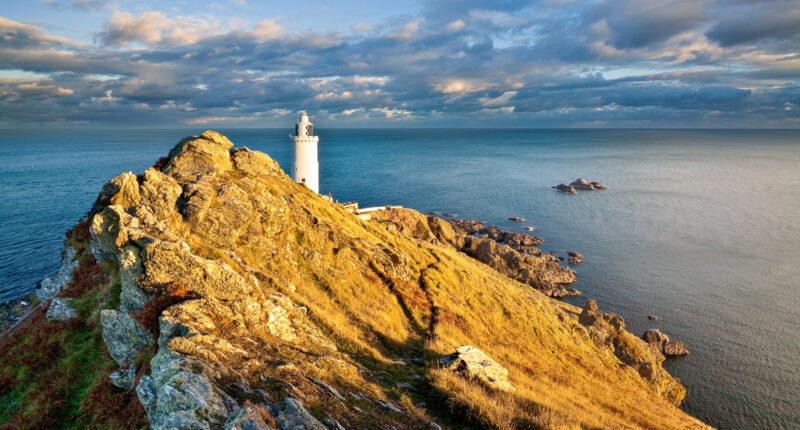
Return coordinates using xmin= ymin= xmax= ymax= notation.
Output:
xmin=1 ymin=129 xmax=798 ymax=429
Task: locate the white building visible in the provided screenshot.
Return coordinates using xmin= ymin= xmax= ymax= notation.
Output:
xmin=291 ymin=112 xmax=319 ymax=194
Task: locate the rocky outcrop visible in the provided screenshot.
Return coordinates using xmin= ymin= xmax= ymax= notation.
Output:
xmin=462 ymin=236 xmax=578 ymax=297
xmin=642 ymin=329 xmax=690 ymax=357
xmin=580 ymin=301 xmax=686 ymax=404
xmin=553 ymin=178 xmax=606 ymax=193
xmin=508 ymin=216 xmax=525 ymax=222
xmin=46 ymin=298 xmax=77 ymax=321
xmin=567 ymin=251 xmax=583 ymax=265
xmin=439 ymin=345 xmax=514 ymax=392
xmin=36 ymin=247 xmax=78 ymax=301
xmin=274 ymin=398 xmax=327 ymax=430
xmin=226 ymin=405 xmax=274 ymax=430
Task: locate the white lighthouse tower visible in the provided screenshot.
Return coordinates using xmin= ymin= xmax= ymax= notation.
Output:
xmin=291 ymin=112 xmax=319 ymax=194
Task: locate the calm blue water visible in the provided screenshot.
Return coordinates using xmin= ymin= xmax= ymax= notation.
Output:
xmin=1 ymin=129 xmax=799 ymax=429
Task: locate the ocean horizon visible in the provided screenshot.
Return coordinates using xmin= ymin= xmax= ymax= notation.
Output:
xmin=1 ymin=128 xmax=799 ymax=429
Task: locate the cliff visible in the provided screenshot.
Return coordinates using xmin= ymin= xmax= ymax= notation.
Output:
xmin=0 ymin=131 xmax=709 ymax=429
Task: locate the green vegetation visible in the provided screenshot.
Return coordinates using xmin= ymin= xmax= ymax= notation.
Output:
xmin=0 ymin=223 xmax=146 ymax=430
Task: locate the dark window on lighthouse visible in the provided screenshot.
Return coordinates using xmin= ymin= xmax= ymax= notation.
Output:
xmin=295 ymin=124 xmax=300 ymax=135
xmin=306 ymin=124 xmax=313 ymax=135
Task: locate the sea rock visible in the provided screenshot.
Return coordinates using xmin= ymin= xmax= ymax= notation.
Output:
xmin=100 ymin=309 xmax=153 ymax=367
xmin=642 ymin=329 xmax=689 ymax=357
xmin=567 ymin=252 xmax=583 ymax=264
xmin=570 ymin=178 xmax=607 ymax=191
xmin=552 ymin=184 xmax=577 ymax=194
xmin=447 ymin=219 xmax=486 ymax=235
xmin=505 ymin=232 xmax=543 ymax=247
xmin=275 ymin=398 xmax=327 ymax=430
xmin=663 ymin=341 xmax=690 ymax=357
xmin=225 ymin=405 xmax=275 ymax=430
xmin=523 ymin=226 xmax=535 ymax=231
xmin=46 ymin=297 xmax=77 ymax=321
xmin=648 ymin=315 xmax=661 ymax=321
xmin=508 ymin=216 xmax=525 ymax=222
xmin=439 ymin=345 xmax=515 ymax=392
xmin=36 ymin=247 xmax=78 ymax=301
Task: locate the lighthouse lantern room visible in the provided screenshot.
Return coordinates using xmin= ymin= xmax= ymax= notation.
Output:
xmin=291 ymin=112 xmax=319 ymax=194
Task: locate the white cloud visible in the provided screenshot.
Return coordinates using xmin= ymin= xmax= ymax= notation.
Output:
xmin=16 ymin=82 xmax=73 ymax=96
xmin=250 ymin=19 xmax=282 ymax=41
xmin=386 ymin=19 xmax=423 ymax=41
xmin=479 ymin=91 xmax=517 ymax=107
xmin=446 ymin=20 xmax=465 ymax=32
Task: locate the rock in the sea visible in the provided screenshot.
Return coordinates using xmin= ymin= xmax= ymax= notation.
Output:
xmin=439 ymin=345 xmax=515 ymax=392
xmin=567 ymin=252 xmax=583 ymax=264
xmin=508 ymin=216 xmax=525 ymax=222
xmin=642 ymin=329 xmax=689 ymax=357
xmin=648 ymin=315 xmax=661 ymax=320
xmin=226 ymin=405 xmax=275 ymax=430
xmin=523 ymin=226 xmax=535 ymax=231
xmin=552 ymin=184 xmax=577 ymax=194
xmin=36 ymin=247 xmax=78 ymax=302
xmin=46 ymin=297 xmax=77 ymax=321
xmin=275 ymin=398 xmax=327 ymax=430
xmin=663 ymin=341 xmax=690 ymax=357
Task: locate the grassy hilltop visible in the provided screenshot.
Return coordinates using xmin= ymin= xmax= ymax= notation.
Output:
xmin=1 ymin=131 xmax=708 ymax=429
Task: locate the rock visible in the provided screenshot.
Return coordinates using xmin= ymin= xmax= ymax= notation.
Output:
xmin=663 ymin=341 xmax=690 ymax=357
xmin=138 ymin=168 xmax=182 ymax=220
xmin=226 ymin=405 xmax=275 ymax=430
xmin=36 ymin=247 xmax=78 ymax=302
xmin=439 ymin=345 xmax=515 ymax=391
xmin=163 ymin=130 xmax=234 ymax=182
xmin=552 ymin=184 xmax=577 ymax=194
xmin=100 ymin=310 xmax=153 ymax=367
xmin=309 ymin=378 xmax=345 ymax=401
xmin=408 ymin=374 xmax=423 ymax=381
xmin=137 ymin=348 xmax=236 ymax=430
xmin=230 ymin=147 xmax=281 ymax=177
xmin=395 ymin=382 xmax=416 ymax=391
xmin=91 ymin=172 xmax=141 ymax=215
xmin=321 ymin=417 xmax=345 ymax=430
xmin=109 ymin=367 xmax=138 ymax=390
xmin=567 ymin=252 xmax=583 ymax=264
xmin=508 ymin=217 xmax=525 ymax=222
xmin=461 ymin=236 xmax=576 ymax=297
xmin=276 ymin=398 xmax=327 ymax=430
xmin=523 ymin=226 xmax=535 ymax=231
xmin=377 ymin=401 xmax=403 ymax=414
xmin=428 ymin=423 xmax=442 ymax=430
xmin=504 ymin=232 xmax=543 ymax=247
xmin=648 ymin=315 xmax=661 ymax=320
xmin=642 ymin=328 xmax=669 ymax=346
xmin=46 ymin=298 xmax=77 ymax=321
xmin=447 ymin=219 xmax=486 ymax=235
xmin=442 ymin=213 xmax=455 ymax=217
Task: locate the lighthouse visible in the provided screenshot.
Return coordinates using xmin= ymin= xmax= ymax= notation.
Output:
xmin=291 ymin=112 xmax=319 ymax=194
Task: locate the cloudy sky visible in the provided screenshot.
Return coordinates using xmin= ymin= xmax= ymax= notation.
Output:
xmin=0 ymin=0 xmax=798 ymax=128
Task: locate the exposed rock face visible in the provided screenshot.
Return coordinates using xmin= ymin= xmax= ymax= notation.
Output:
xmin=371 ymin=212 xmax=576 ymax=297
xmin=580 ymin=301 xmax=686 ymax=404
xmin=46 ymin=297 xmax=77 ymax=321
xmin=275 ymin=398 xmax=327 ymax=430
xmin=226 ymin=405 xmax=274 ymax=430
xmin=439 ymin=345 xmax=514 ymax=392
xmin=36 ymin=247 xmax=78 ymax=301
xmin=62 ymin=130 xmax=703 ymax=430
xmin=642 ymin=329 xmax=690 ymax=357
xmin=101 ymin=310 xmax=153 ymax=366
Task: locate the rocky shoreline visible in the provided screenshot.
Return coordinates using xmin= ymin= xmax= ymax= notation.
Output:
xmin=0 ymin=292 xmax=36 ymax=336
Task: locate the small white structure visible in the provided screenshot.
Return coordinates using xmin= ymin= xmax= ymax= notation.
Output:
xmin=291 ymin=112 xmax=319 ymax=193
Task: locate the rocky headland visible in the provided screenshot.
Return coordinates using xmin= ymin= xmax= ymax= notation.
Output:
xmin=0 ymin=131 xmax=707 ymax=430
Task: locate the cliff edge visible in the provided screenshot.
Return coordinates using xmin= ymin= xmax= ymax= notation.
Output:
xmin=0 ymin=131 xmax=708 ymax=430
